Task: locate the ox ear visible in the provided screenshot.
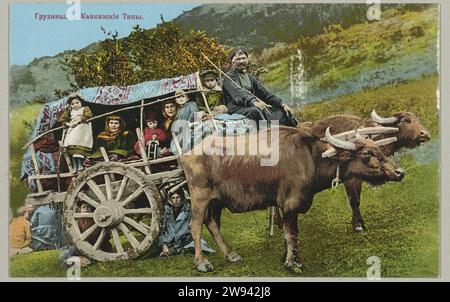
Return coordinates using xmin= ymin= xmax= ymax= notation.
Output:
xmin=298 ymin=126 xmax=317 ymax=142
xmin=329 ymin=150 xmax=353 ymax=162
xmin=309 ymin=125 xmax=326 ymax=138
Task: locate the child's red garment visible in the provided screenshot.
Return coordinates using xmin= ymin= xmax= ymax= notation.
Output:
xmin=134 ymin=127 xmax=168 ymax=155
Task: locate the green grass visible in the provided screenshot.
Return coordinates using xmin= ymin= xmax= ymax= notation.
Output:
xmin=300 ymin=75 xmax=439 ymax=137
xmin=9 ymin=103 xmax=44 ymax=212
xmin=10 ymin=157 xmax=438 ymax=278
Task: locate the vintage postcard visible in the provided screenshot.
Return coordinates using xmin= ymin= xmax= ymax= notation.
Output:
xmin=6 ymin=0 xmax=442 ymax=281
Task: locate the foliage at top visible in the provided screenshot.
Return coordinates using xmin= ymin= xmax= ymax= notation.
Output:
xmin=62 ymin=21 xmax=229 ymax=88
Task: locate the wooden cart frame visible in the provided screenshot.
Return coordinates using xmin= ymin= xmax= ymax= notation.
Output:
xmin=23 ymin=76 xmax=203 ymax=262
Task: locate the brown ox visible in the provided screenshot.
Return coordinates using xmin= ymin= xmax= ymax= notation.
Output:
xmin=312 ymin=110 xmax=431 ymax=231
xmin=181 ymin=126 xmax=405 ymax=272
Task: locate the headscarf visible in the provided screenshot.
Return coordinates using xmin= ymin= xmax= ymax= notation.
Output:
xmin=97 ymin=115 xmax=127 ymax=141
xmin=64 ymin=92 xmax=87 ymax=115
xmin=161 ymin=99 xmax=178 ymax=134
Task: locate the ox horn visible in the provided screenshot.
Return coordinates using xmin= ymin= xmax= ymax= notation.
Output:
xmin=322 ymin=147 xmax=337 ymax=158
xmin=375 ymin=137 xmax=398 ymax=147
xmin=325 ymin=127 xmax=356 ymax=150
xmin=354 ymin=128 xmax=362 ymax=140
xmin=371 ymin=110 xmax=398 ymax=124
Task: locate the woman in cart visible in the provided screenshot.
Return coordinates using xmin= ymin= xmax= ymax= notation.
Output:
xmin=87 ymin=115 xmax=136 ymax=162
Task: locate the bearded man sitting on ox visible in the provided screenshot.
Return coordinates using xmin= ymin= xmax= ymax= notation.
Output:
xmin=222 ymin=47 xmax=298 ymax=128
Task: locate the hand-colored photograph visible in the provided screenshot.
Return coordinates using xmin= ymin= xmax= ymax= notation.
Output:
xmin=9 ymin=2 xmax=439 ymax=278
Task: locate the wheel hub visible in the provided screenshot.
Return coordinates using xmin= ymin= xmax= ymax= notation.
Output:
xmin=93 ymin=201 xmax=125 ymax=228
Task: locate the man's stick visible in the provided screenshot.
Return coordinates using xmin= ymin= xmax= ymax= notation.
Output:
xmin=202 ymin=52 xmax=302 ymax=125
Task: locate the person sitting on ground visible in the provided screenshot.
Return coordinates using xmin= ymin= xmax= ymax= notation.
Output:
xmin=196 ymin=69 xmax=228 ymax=120
xmin=59 ymin=202 xmax=112 ymax=267
xmin=57 ymin=93 xmax=93 ymax=172
xmin=88 ymin=115 xmax=136 ymax=162
xmin=134 ymin=111 xmax=170 ymax=158
xmin=9 ymin=205 xmax=33 ymax=256
xmin=30 ymin=205 xmax=63 ymax=251
xmin=174 ymin=89 xmax=198 ymax=122
xmin=158 ymin=190 xmax=215 ymax=257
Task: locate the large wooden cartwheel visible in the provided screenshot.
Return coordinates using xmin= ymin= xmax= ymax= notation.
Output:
xmin=64 ymin=162 xmax=162 ymax=262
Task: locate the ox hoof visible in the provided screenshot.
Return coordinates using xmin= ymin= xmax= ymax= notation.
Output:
xmin=226 ymin=251 xmax=243 ymax=263
xmin=354 ymin=225 xmax=364 ymax=232
xmin=353 ymin=223 xmax=365 ymax=232
xmin=196 ymin=259 xmax=214 ymax=272
xmin=285 ymin=260 xmax=303 ymax=274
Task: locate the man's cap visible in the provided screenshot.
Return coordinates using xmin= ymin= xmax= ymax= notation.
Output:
xmin=200 ymin=69 xmax=218 ymax=81
xmin=229 ymin=47 xmax=249 ymax=63
xmin=174 ymin=88 xmax=186 ymax=96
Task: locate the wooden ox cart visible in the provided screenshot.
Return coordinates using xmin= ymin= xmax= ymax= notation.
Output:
xmin=21 ymin=73 xmax=204 ymax=262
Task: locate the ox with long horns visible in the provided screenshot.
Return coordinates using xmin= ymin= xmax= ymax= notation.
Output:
xmin=181 ymin=125 xmax=405 ymax=272
xmin=312 ymin=110 xmax=431 ymax=231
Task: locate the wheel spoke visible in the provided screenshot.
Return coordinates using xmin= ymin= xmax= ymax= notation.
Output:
xmin=66 ymin=163 xmax=162 ymax=262
xmin=78 ymin=192 xmax=100 ymax=208
xmin=123 ymin=217 xmax=150 ymax=236
xmin=79 ymin=223 xmax=99 ymax=241
xmin=115 ymin=176 xmax=129 ymax=203
xmin=87 ymin=179 xmax=107 ymax=203
xmin=111 ymin=228 xmax=124 ymax=254
xmin=73 ymin=212 xmax=94 ymax=219
xmin=121 ymin=186 xmax=144 ymax=207
xmin=104 ymin=174 xmax=112 ymax=201
xmin=118 ymin=223 xmax=140 ymax=250
xmin=93 ymin=228 xmax=106 ymax=250
xmin=124 ymin=208 xmax=152 ymax=215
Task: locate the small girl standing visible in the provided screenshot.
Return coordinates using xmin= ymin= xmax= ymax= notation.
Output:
xmin=58 ymin=93 xmax=93 ymax=172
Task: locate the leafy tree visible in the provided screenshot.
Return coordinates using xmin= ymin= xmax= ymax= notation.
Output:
xmin=62 ymin=21 xmax=229 ymax=88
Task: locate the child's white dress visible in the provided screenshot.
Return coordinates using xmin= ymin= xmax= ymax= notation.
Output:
xmin=63 ymin=107 xmax=93 ymax=155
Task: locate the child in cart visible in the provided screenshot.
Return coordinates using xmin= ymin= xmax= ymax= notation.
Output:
xmin=57 ymin=93 xmax=93 ymax=172
xmin=134 ymin=111 xmax=170 ymax=159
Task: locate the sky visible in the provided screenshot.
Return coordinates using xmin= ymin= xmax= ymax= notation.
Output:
xmin=10 ymin=3 xmax=199 ymax=66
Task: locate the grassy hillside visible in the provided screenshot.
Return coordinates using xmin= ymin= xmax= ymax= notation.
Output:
xmin=10 ymin=54 xmax=75 ymax=105
xmin=261 ymin=6 xmax=438 ymax=103
xmin=10 ymin=103 xmax=44 ymax=213
xmin=300 ymin=75 xmax=439 ymax=137
xmin=9 ymin=75 xmax=439 ymax=277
